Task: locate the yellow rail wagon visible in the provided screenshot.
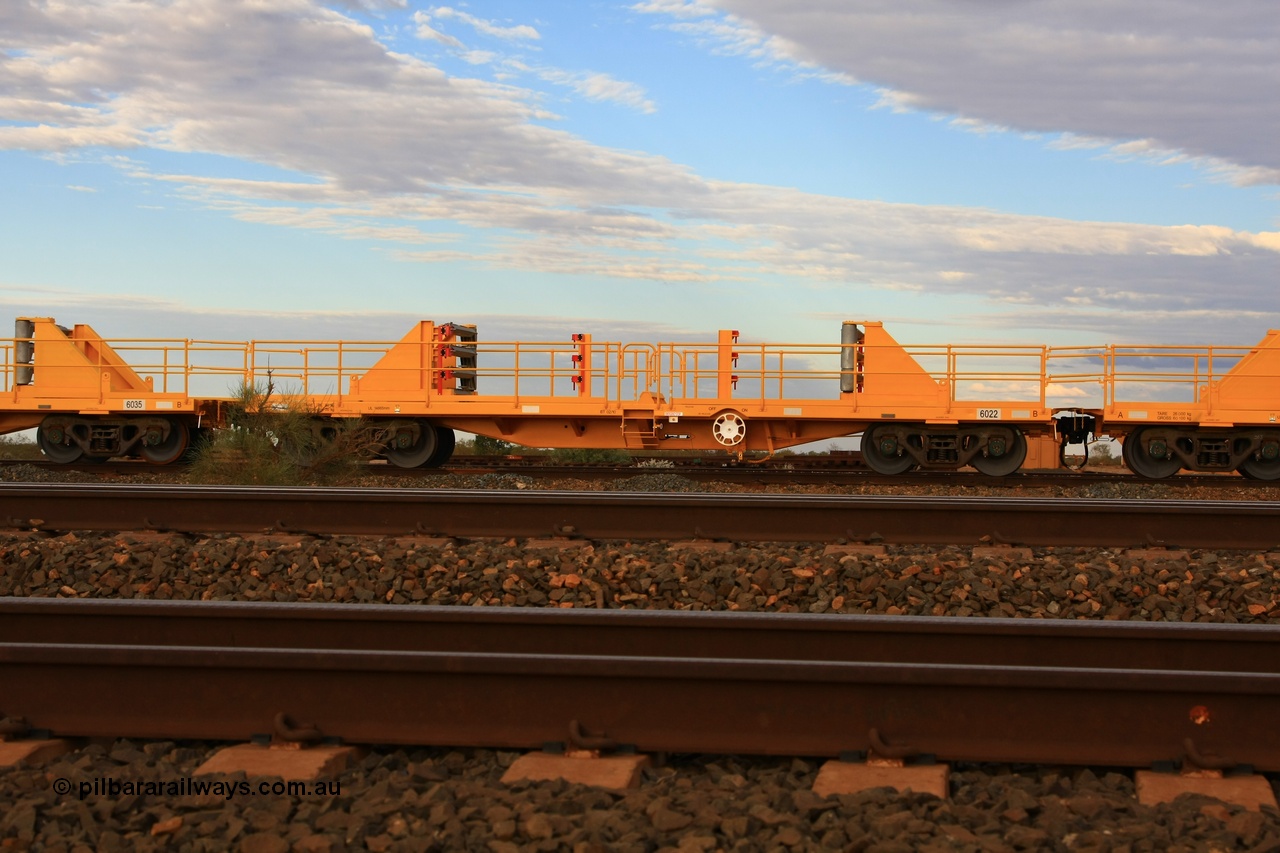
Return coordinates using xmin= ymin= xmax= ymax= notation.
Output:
xmin=3 ymin=317 xmax=1278 ymax=479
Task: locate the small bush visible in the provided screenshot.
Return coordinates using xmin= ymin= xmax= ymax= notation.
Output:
xmin=1089 ymin=441 xmax=1123 ymax=467
xmin=473 ymin=435 xmax=516 ymax=456
xmin=0 ymin=435 xmax=41 ymax=460
xmin=187 ymin=381 xmax=380 ymax=486
xmin=547 ymin=447 xmax=632 ymax=464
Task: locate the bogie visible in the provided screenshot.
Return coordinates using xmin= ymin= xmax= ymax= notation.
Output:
xmin=860 ymin=425 xmax=915 ymax=475
xmin=861 ymin=424 xmax=1027 ymax=477
xmin=36 ymin=415 xmax=196 ymax=465
xmin=1122 ymin=428 xmax=1183 ymax=479
xmin=1121 ymin=427 xmax=1280 ymax=479
xmin=375 ymin=420 xmax=456 ymax=469
xmin=140 ymin=420 xmax=190 ymax=465
xmin=1239 ymin=432 xmax=1280 ymax=480
xmin=37 ymin=420 xmax=83 ymax=464
xmin=969 ymin=429 xmax=1027 ymax=476
xmin=381 ymin=419 xmax=440 ymax=469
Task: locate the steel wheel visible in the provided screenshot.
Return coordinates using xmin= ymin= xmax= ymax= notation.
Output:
xmin=970 ymin=430 xmax=1026 ymax=477
xmin=1239 ymin=460 xmax=1280 ymax=480
xmin=425 ymin=427 xmax=456 ymax=468
xmin=1122 ymin=428 xmax=1181 ymax=479
xmin=1240 ymin=439 xmax=1280 ymax=480
xmin=384 ymin=420 xmax=439 ymax=468
xmin=141 ymin=420 xmax=190 ymax=465
xmin=861 ymin=426 xmax=915 ymax=475
xmin=37 ymin=420 xmax=83 ymax=464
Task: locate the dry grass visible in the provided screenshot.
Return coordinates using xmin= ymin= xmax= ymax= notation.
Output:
xmin=187 ymin=381 xmax=381 ymax=486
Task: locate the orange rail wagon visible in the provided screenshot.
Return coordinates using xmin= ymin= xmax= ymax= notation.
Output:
xmin=3 ymin=317 xmax=1278 ymax=479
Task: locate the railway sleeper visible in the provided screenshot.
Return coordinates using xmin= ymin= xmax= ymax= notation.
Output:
xmin=37 ymin=415 xmax=193 ymax=465
xmin=1123 ymin=427 xmax=1280 ymax=480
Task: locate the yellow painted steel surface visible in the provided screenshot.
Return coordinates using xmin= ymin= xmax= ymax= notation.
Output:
xmin=3 ymin=317 xmax=1279 ymax=453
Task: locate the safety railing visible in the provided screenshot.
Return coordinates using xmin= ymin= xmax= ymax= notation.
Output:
xmin=0 ymin=335 xmax=1083 ymax=408
xmin=1102 ymin=345 xmax=1249 ymax=407
xmin=652 ymin=341 xmax=1056 ymax=405
xmin=0 ymin=342 xmax=12 ymax=394
xmin=5 ymin=331 xmax=1274 ymax=415
xmin=31 ymin=337 xmax=655 ymax=405
xmin=899 ymin=344 xmax=1050 ymax=406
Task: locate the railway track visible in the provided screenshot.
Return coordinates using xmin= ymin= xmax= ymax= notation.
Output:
xmin=3 ymin=482 xmax=1280 ymax=548
xmin=1 ymin=454 xmax=1271 ymax=489
xmin=2 ymin=599 xmax=1278 ymax=770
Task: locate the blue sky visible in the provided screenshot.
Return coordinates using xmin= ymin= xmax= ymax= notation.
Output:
xmin=2 ymin=0 xmax=1278 ymax=350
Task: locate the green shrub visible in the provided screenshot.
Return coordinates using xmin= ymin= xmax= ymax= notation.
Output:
xmin=0 ymin=435 xmax=41 ymax=460
xmin=187 ymin=381 xmax=379 ymax=485
xmin=473 ymin=435 xmax=516 ymax=455
xmin=547 ymin=447 xmax=632 ymax=464
xmin=1089 ymin=441 xmax=1123 ymax=467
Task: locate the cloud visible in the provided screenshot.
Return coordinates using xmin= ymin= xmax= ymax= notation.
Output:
xmin=326 ymin=0 xmax=406 ymax=10
xmin=538 ymin=70 xmax=657 ymax=114
xmin=636 ymin=2 xmax=854 ymax=85
xmin=654 ymin=0 xmax=1280 ymax=185
xmin=429 ymin=6 xmax=540 ymax=42
xmin=411 ymin=12 xmax=464 ymax=48
xmin=0 ymin=283 xmax=696 ymax=344
xmin=2 ymin=0 xmax=1277 ymax=345
xmin=630 ymin=1 xmax=718 ymax=19
xmin=408 ymin=10 xmax=651 ymax=112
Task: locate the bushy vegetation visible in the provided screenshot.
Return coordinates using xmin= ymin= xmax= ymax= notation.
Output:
xmin=1089 ymin=440 xmax=1123 ymax=467
xmin=545 ymin=447 xmax=633 ymax=464
xmin=187 ymin=382 xmax=380 ymax=486
xmin=458 ymin=435 xmax=632 ymax=464
xmin=469 ymin=435 xmax=516 ymax=455
xmin=0 ymin=435 xmax=41 ymax=460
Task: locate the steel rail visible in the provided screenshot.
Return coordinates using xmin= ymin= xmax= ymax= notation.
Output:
xmin=435 ymin=463 xmax=1263 ymax=489
xmin=2 ymin=597 xmax=1279 ymax=671
xmin=3 ymin=455 xmax=1272 ymax=490
xmin=2 ymin=600 xmax=1279 ymax=769
xmin=3 ymin=482 xmax=1280 ymax=548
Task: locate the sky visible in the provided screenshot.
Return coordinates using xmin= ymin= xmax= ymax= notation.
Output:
xmin=2 ymin=0 xmax=1279 ymax=352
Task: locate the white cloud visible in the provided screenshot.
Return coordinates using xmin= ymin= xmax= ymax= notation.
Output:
xmin=629 ymin=1 xmax=717 ymax=19
xmin=460 ymin=50 xmax=497 ymax=66
xmin=2 ymin=0 xmax=1277 ymax=344
xmin=327 ymin=0 xmax=407 ymax=10
xmin=641 ymin=4 xmax=854 ymax=85
xmin=429 ymin=7 xmax=539 ymax=42
xmin=539 ymin=70 xmax=657 ymax=114
xmin=678 ymin=0 xmax=1280 ymax=185
xmin=411 ymin=12 xmax=464 ymax=48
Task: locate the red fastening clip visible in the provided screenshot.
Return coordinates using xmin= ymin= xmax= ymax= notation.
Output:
xmin=731 ymin=351 xmax=739 ymax=367
xmin=731 ymin=375 xmax=739 ymax=390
